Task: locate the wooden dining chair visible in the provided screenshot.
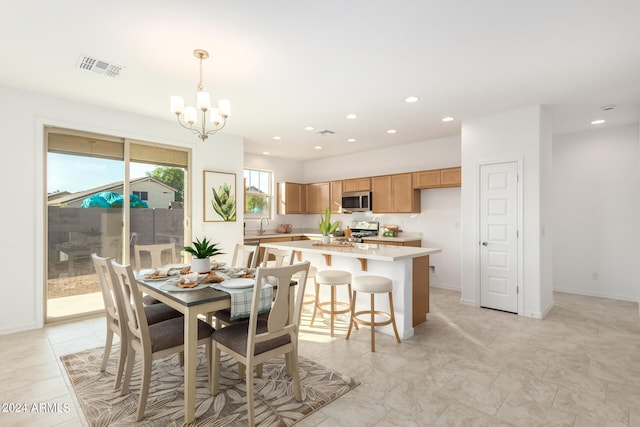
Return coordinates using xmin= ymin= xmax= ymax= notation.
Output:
xmin=111 ymin=261 xmax=214 ymax=421
xmin=230 ymin=243 xmax=258 ymax=268
xmin=210 ymin=261 xmax=310 ymax=426
xmin=134 ymin=243 xmax=178 ymax=305
xmin=91 ymin=254 xmax=183 ymax=390
xmin=260 ymin=247 xmax=295 ymax=268
xmin=213 ymin=247 xmax=295 ymax=329
xmin=134 ymin=243 xmax=178 ymax=269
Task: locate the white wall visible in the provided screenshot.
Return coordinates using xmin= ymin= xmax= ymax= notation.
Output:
xmin=303 ymin=135 xmax=461 ymax=182
xmin=461 ymin=105 xmax=553 ymax=318
xmin=0 ymin=85 xmax=244 ymax=335
xmin=552 ymin=124 xmax=640 ymax=301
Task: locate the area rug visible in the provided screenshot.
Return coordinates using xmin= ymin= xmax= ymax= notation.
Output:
xmin=61 ymin=346 xmax=359 ymax=426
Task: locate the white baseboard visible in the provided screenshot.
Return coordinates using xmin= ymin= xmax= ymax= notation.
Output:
xmin=430 ymin=282 xmax=461 ymax=291
xmin=0 ymin=321 xmax=40 ymax=336
xmin=554 ymin=286 xmax=639 ymax=303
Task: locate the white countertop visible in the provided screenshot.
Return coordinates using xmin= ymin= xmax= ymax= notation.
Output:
xmin=245 ymin=230 xmax=423 ymax=243
xmin=259 ymin=239 xmax=440 ymax=262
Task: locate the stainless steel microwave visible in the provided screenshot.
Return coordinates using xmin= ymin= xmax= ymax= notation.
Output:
xmin=341 ymin=191 xmax=372 ymax=212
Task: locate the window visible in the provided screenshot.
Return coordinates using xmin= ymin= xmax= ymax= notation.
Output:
xmin=133 ymin=191 xmax=148 ymax=200
xmin=244 ymin=168 xmax=272 ymax=219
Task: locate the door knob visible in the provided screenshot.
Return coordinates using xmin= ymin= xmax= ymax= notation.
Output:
xmin=481 ymin=241 xmax=488 ymax=246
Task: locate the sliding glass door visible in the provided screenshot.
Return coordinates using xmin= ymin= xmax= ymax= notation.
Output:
xmin=46 ymin=128 xmax=190 ymax=321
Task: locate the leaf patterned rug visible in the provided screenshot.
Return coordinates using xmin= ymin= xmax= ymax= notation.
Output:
xmin=61 ymin=346 xmax=359 ymax=426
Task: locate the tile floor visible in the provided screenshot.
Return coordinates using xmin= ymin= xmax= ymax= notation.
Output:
xmin=1 ymin=288 xmax=639 ymax=426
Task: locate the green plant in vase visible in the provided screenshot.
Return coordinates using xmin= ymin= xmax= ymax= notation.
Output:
xmin=318 ymin=207 xmax=339 ymax=243
xmin=184 ymin=237 xmax=225 ymax=273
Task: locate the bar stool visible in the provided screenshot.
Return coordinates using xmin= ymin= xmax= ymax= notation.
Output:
xmin=346 ymin=275 xmax=401 ymax=352
xmin=312 ymin=270 xmax=357 ymax=337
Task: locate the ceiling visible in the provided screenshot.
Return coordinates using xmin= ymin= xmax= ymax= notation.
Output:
xmin=2 ymin=1 xmax=639 ymax=160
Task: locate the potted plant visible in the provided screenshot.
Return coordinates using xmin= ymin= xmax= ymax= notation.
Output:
xmin=318 ymin=207 xmax=339 ymax=244
xmin=184 ymin=237 xmax=225 ymax=273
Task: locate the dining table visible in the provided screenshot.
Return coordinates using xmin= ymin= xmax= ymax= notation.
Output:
xmin=135 ymin=268 xmax=240 ymax=424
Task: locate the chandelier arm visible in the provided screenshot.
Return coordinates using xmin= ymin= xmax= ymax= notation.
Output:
xmin=205 ymin=118 xmax=227 ymax=136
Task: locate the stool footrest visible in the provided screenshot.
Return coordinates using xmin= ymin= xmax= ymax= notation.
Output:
xmin=352 ymin=310 xmax=393 ymax=328
xmin=317 ymin=301 xmax=351 ymax=316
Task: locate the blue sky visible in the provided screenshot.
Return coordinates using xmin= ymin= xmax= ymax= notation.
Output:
xmin=48 ymin=153 xmax=153 ymax=194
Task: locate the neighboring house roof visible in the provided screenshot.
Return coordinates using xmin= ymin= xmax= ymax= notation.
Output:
xmin=48 ymin=191 xmax=71 ymax=201
xmin=246 ymin=185 xmax=265 ymax=194
xmin=48 ymin=176 xmax=178 ymax=206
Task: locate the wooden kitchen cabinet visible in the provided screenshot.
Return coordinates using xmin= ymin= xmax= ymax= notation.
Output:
xmin=343 ymin=177 xmax=371 ymax=192
xmin=305 ymin=182 xmax=330 ymax=214
xmin=372 ymin=173 xmax=421 ymax=213
xmin=413 ymin=167 xmax=461 ymax=189
xmin=330 ymin=181 xmax=342 ymax=213
xmin=277 ymin=182 xmax=304 ymax=214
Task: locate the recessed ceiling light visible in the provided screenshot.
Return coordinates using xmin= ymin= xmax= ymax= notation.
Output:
xmin=591 ymin=119 xmax=605 ymax=125
xmin=346 ymin=113 xmax=358 ymax=119
xmin=314 ymin=145 xmax=323 ymax=150
xmin=347 ymin=138 xmax=356 ymax=142
xmin=272 ymin=136 xmax=282 ymax=140
xmin=386 ymin=129 xmax=397 ymax=134
xmin=304 ymin=126 xmax=314 ymax=131
xmin=442 ymin=116 xmax=454 ymax=122
xmin=405 ymin=96 xmax=419 ymax=103
xmin=262 ymin=151 xmax=270 ymax=155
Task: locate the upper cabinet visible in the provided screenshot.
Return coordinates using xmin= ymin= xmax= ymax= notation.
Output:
xmin=413 ymin=167 xmax=461 ymax=189
xmin=330 ymin=181 xmax=342 ymax=213
xmin=372 ymin=173 xmax=421 ymax=213
xmin=343 ymin=177 xmax=371 ymax=192
xmin=277 ymin=182 xmax=304 ymax=214
xmin=305 ymin=182 xmax=330 ymax=214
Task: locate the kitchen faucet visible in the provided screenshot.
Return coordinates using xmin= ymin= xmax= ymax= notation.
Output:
xmin=259 ymin=217 xmax=269 ymax=235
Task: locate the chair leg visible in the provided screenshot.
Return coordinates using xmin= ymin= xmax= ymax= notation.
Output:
xmin=346 ymin=290 xmax=357 ymax=340
xmin=370 ymin=293 xmax=376 ymax=352
xmin=206 ymin=340 xmax=212 ymax=389
xmin=114 ymin=340 xmax=127 ymax=390
xmin=347 ymin=283 xmax=358 ymax=330
xmin=257 ymin=363 xmax=264 ymax=378
xmin=101 ymin=329 xmax=113 ymax=372
xmin=309 ymin=282 xmax=320 ymax=326
xmin=238 ymin=363 xmax=246 ymax=379
xmin=179 ymin=351 xmax=184 ymax=367
xmin=246 ymin=359 xmax=256 ymax=427
xmin=211 ymin=345 xmax=221 ymax=394
xmin=120 ymin=343 xmax=135 ymax=396
xmin=290 ymin=346 xmax=301 ymax=401
xmin=330 ymin=285 xmax=336 ymax=337
xmin=136 ymin=353 xmax=152 ymax=421
xmin=388 ymin=292 xmax=401 ymax=344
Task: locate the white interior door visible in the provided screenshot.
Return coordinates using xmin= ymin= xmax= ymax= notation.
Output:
xmin=479 ymin=162 xmax=518 ymax=313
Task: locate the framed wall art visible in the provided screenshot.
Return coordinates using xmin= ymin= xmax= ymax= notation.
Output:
xmin=203 ymin=170 xmax=237 ymax=222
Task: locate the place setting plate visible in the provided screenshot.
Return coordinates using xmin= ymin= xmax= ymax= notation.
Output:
xmin=219 ymin=278 xmax=255 ymax=289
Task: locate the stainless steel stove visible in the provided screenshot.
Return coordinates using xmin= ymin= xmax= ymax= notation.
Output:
xmin=348 ymin=221 xmax=379 ymax=242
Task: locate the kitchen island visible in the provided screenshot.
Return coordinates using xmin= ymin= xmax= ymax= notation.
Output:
xmin=259 ymin=240 xmax=441 ymax=339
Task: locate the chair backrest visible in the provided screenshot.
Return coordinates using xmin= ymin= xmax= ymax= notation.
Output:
xmin=111 ymin=261 xmax=151 ymax=353
xmin=231 ymin=243 xmax=258 ymax=268
xmin=91 ymin=253 xmax=126 ymax=332
xmin=260 ymin=247 xmax=295 ymax=268
xmin=247 ymin=262 xmax=310 ymax=354
xmin=134 ymin=243 xmax=177 ymax=269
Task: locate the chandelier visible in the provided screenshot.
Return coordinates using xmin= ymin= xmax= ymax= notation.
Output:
xmin=170 ymin=49 xmax=231 ymax=141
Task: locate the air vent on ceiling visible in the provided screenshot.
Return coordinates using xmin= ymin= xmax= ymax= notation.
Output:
xmin=76 ymin=54 xmax=124 ymax=78
xmin=317 ymin=129 xmax=335 ymax=135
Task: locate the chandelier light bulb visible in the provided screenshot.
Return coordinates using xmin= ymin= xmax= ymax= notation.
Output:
xmin=196 ymin=91 xmax=211 ymax=111
xmin=170 ymin=49 xmax=230 ymax=141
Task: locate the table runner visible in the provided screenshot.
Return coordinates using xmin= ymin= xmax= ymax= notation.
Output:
xmin=211 ymin=282 xmax=272 ymax=320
